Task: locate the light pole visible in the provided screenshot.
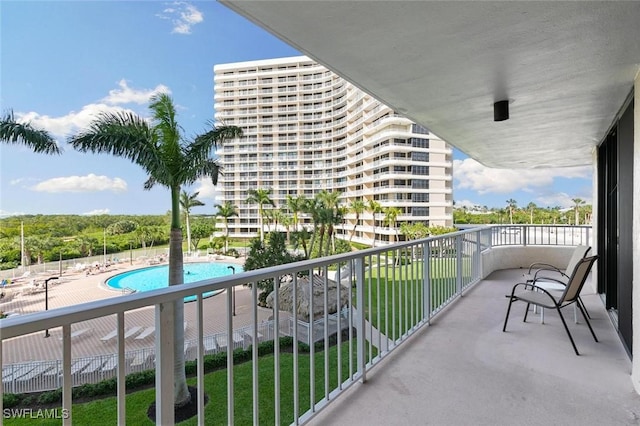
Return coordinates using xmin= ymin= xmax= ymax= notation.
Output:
xmin=103 ymin=228 xmax=107 ymax=266
xmin=129 ymin=241 xmax=133 ymax=265
xmin=227 ymin=266 xmax=236 ymax=316
xmin=44 ymin=276 xmax=59 ymax=338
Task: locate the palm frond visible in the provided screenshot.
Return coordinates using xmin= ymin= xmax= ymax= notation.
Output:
xmin=187 ymin=125 xmax=243 ymax=161
xmin=0 ymin=110 xmax=62 ymax=154
xmin=180 ymin=159 xmax=222 ymax=187
xmin=149 ymin=93 xmax=181 ymax=152
xmin=143 ymin=176 xmax=157 ymax=190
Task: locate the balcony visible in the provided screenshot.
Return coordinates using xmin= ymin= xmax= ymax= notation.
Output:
xmin=0 ymin=226 xmax=636 ymax=425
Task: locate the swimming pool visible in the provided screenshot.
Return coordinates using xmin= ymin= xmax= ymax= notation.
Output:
xmin=106 ymin=262 xmax=243 ymax=302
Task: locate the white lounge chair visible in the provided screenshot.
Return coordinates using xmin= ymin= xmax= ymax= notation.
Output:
xmin=135 ymin=326 xmax=155 ymax=340
xmin=100 ymin=329 xmax=118 ymax=342
xmin=100 ymin=326 xmax=142 ymax=342
xmin=124 ymin=326 xmax=143 ymax=339
xmin=59 ymin=328 xmax=91 ymax=340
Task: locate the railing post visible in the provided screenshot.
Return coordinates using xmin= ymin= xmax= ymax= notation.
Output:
xmin=476 ymin=231 xmax=483 ymax=280
xmin=355 ymin=257 xmax=366 ymax=383
xmin=422 ymin=241 xmax=431 ymax=324
xmin=522 ymin=225 xmax=527 ymax=246
xmin=456 ymin=235 xmax=463 ymax=295
xmin=62 ymin=325 xmax=72 ymax=426
xmin=155 ymin=301 xmax=176 ymax=426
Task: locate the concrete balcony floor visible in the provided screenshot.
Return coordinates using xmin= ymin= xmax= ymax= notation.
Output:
xmin=309 ymin=269 xmax=640 ymax=426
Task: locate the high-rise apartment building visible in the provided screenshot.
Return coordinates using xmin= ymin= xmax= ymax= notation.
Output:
xmin=214 ymin=56 xmax=453 ymax=245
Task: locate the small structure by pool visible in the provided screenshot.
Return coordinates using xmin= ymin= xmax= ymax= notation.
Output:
xmin=106 ymin=262 xmax=243 ymax=302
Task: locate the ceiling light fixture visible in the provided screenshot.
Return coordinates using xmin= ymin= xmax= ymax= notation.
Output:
xmin=494 ymin=100 xmax=509 ymax=121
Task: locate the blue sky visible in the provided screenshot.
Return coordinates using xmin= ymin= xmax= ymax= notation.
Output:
xmin=0 ymin=1 xmax=593 ymax=217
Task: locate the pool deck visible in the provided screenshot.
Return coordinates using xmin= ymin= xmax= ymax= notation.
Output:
xmin=0 ymin=257 xmax=272 ymax=364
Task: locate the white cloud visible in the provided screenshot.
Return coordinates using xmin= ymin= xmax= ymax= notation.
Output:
xmin=534 ymin=192 xmax=592 ymax=209
xmin=18 ymin=104 xmax=133 ymax=139
xmin=158 ymin=2 xmax=204 ymax=35
xmin=0 ymin=209 xmax=25 ymax=218
xmin=193 ymin=177 xmax=219 ymax=202
xmin=82 ymin=209 xmax=111 ymax=216
xmin=15 ymin=81 xmax=171 ymax=139
xmin=453 ymin=158 xmax=591 ymax=194
xmin=30 ymin=174 xmax=128 ymax=193
xmin=102 ymin=79 xmax=170 ymax=105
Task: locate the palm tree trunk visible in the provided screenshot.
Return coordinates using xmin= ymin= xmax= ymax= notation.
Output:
xmin=224 ymin=219 xmax=229 ymax=254
xmin=169 ymin=187 xmax=190 ymax=407
xmin=185 ymin=213 xmax=192 ymax=254
xmin=350 ymin=216 xmax=358 ymax=243
xmin=258 ymin=205 xmax=264 ymax=241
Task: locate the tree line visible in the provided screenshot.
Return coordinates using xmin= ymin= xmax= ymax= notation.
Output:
xmin=454 ymin=198 xmax=593 ymax=225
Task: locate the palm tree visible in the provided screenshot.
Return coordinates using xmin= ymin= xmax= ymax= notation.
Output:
xmin=368 ymin=199 xmax=382 ymax=247
xmin=69 ymin=93 xmax=242 ymax=408
xmin=246 ymin=188 xmax=275 ymax=241
xmin=1 ymin=110 xmax=62 ymax=154
xmin=286 ymin=195 xmax=306 ymax=232
xmin=526 ymin=202 xmax=537 ymax=224
xmin=383 ymin=206 xmax=402 ymax=243
xmin=180 ymin=191 xmax=204 ymax=254
xmin=214 ymin=201 xmax=238 ymax=254
xmin=572 ymin=198 xmax=586 ymax=225
xmin=348 ymin=199 xmax=366 ymax=243
xmin=506 ymin=199 xmax=518 ymax=224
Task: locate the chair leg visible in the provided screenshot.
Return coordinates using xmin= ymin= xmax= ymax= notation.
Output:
xmin=577 ymin=302 xmax=598 ymax=342
xmin=523 ymin=302 xmax=531 ymax=322
xmin=503 ymin=297 xmax=515 ymax=332
xmin=578 ymin=296 xmax=591 ymax=319
xmin=556 ymin=307 xmax=580 ymax=355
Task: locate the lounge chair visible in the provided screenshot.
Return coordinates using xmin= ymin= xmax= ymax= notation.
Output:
xmin=101 ymin=326 xmax=143 ymax=342
xmin=58 ymin=328 xmax=91 ymax=340
xmin=503 ymin=255 xmax=598 ymax=355
xmin=135 ymin=326 xmax=155 ymax=340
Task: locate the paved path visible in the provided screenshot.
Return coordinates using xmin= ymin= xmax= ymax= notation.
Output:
xmin=0 ymin=259 xmax=273 ymax=364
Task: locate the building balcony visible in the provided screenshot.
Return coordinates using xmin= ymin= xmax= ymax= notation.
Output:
xmin=1 ymin=226 xmax=635 ymax=425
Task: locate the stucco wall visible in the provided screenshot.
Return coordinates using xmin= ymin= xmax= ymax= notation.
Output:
xmin=481 ymin=245 xmax=588 ymax=287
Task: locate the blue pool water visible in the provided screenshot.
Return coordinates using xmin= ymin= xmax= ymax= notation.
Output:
xmin=106 ymin=262 xmax=243 ymax=302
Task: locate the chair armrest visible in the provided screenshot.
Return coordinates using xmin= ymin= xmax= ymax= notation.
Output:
xmin=532 ymin=276 xmax=565 ymax=286
xmin=532 ymin=268 xmax=569 ymax=281
xmin=527 ymin=262 xmax=561 ymax=274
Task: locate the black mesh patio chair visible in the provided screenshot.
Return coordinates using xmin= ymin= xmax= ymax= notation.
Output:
xmin=523 ymin=245 xmax=592 ymax=320
xmin=503 ymin=255 xmax=598 ymax=355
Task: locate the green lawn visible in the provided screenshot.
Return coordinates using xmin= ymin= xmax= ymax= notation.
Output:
xmin=5 ymin=344 xmax=358 ymax=426
xmin=358 ymin=256 xmax=475 ymax=342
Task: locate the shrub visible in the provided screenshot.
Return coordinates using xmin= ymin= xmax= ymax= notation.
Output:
xmin=3 ymin=393 xmax=22 ymax=408
xmin=37 ymin=389 xmax=62 ymax=405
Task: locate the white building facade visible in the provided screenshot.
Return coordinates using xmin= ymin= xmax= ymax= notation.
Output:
xmin=214 ymin=56 xmax=453 ymax=245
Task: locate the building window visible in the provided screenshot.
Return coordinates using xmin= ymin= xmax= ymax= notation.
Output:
xmin=412 ymin=152 xmax=429 ymax=162
xmin=412 ymin=124 xmax=429 ymax=134
xmin=412 ymin=179 xmax=429 ymax=189
xmin=412 ymin=207 xmax=429 ymax=217
xmin=411 ymin=138 xmax=429 ymax=148
xmin=412 ymin=166 xmax=429 ymax=175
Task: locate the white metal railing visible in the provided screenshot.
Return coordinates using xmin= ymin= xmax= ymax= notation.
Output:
xmin=0 ymin=225 xmax=587 ymax=425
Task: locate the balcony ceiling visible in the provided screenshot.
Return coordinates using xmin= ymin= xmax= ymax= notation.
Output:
xmin=221 ymin=1 xmax=640 ymax=168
